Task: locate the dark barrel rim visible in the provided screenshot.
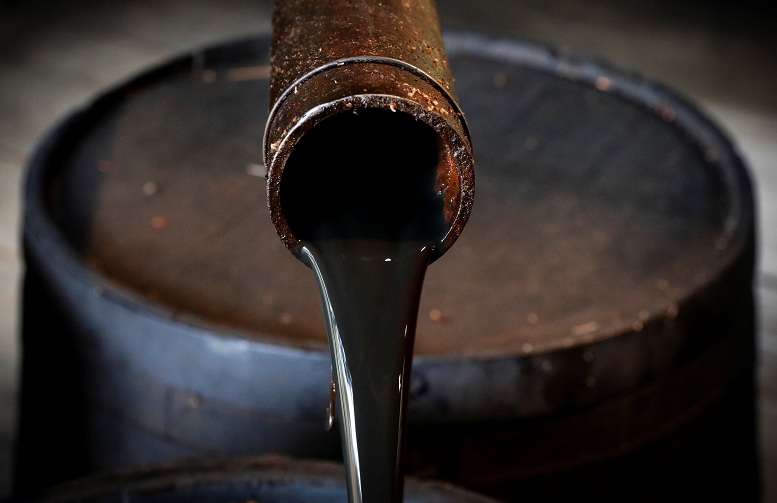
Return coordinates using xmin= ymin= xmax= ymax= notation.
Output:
xmin=22 ymin=30 xmax=756 ymax=362
xmin=9 ymin=455 xmax=502 ymax=503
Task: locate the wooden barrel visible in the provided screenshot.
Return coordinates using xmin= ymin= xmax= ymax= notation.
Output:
xmin=6 ymin=455 xmax=498 ymax=503
xmin=15 ymin=32 xmax=759 ymax=502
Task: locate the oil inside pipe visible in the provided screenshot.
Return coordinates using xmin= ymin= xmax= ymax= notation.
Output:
xmin=283 ymin=109 xmax=449 ymax=503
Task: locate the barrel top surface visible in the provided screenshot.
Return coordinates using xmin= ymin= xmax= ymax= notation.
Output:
xmin=27 ymin=32 xmax=754 ymax=358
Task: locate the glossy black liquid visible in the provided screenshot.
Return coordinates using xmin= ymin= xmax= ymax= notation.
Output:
xmin=283 ymin=109 xmax=447 ymax=503
xmin=302 ymin=240 xmax=433 ymax=503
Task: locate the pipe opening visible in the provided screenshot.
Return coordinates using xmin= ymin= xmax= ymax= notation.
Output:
xmin=280 ymin=108 xmax=450 ymax=246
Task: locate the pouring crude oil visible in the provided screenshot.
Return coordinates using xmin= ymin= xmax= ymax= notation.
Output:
xmin=287 ymin=110 xmax=448 ymax=501
xmin=263 ymin=1 xmax=475 ymax=501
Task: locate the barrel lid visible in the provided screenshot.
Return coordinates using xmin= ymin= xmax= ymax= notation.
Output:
xmin=26 ymin=32 xmax=754 ymax=359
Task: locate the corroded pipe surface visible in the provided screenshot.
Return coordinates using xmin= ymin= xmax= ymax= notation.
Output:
xmin=263 ymin=0 xmax=474 ymax=261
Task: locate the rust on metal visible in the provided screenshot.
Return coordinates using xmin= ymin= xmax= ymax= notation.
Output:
xmin=263 ymin=0 xmax=474 ymax=261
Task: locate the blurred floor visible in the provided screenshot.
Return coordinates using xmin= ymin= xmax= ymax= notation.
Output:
xmin=1 ymin=0 xmax=775 ymax=500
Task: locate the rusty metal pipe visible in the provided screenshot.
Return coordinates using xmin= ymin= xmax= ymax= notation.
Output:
xmin=263 ymin=0 xmax=474 ymax=261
